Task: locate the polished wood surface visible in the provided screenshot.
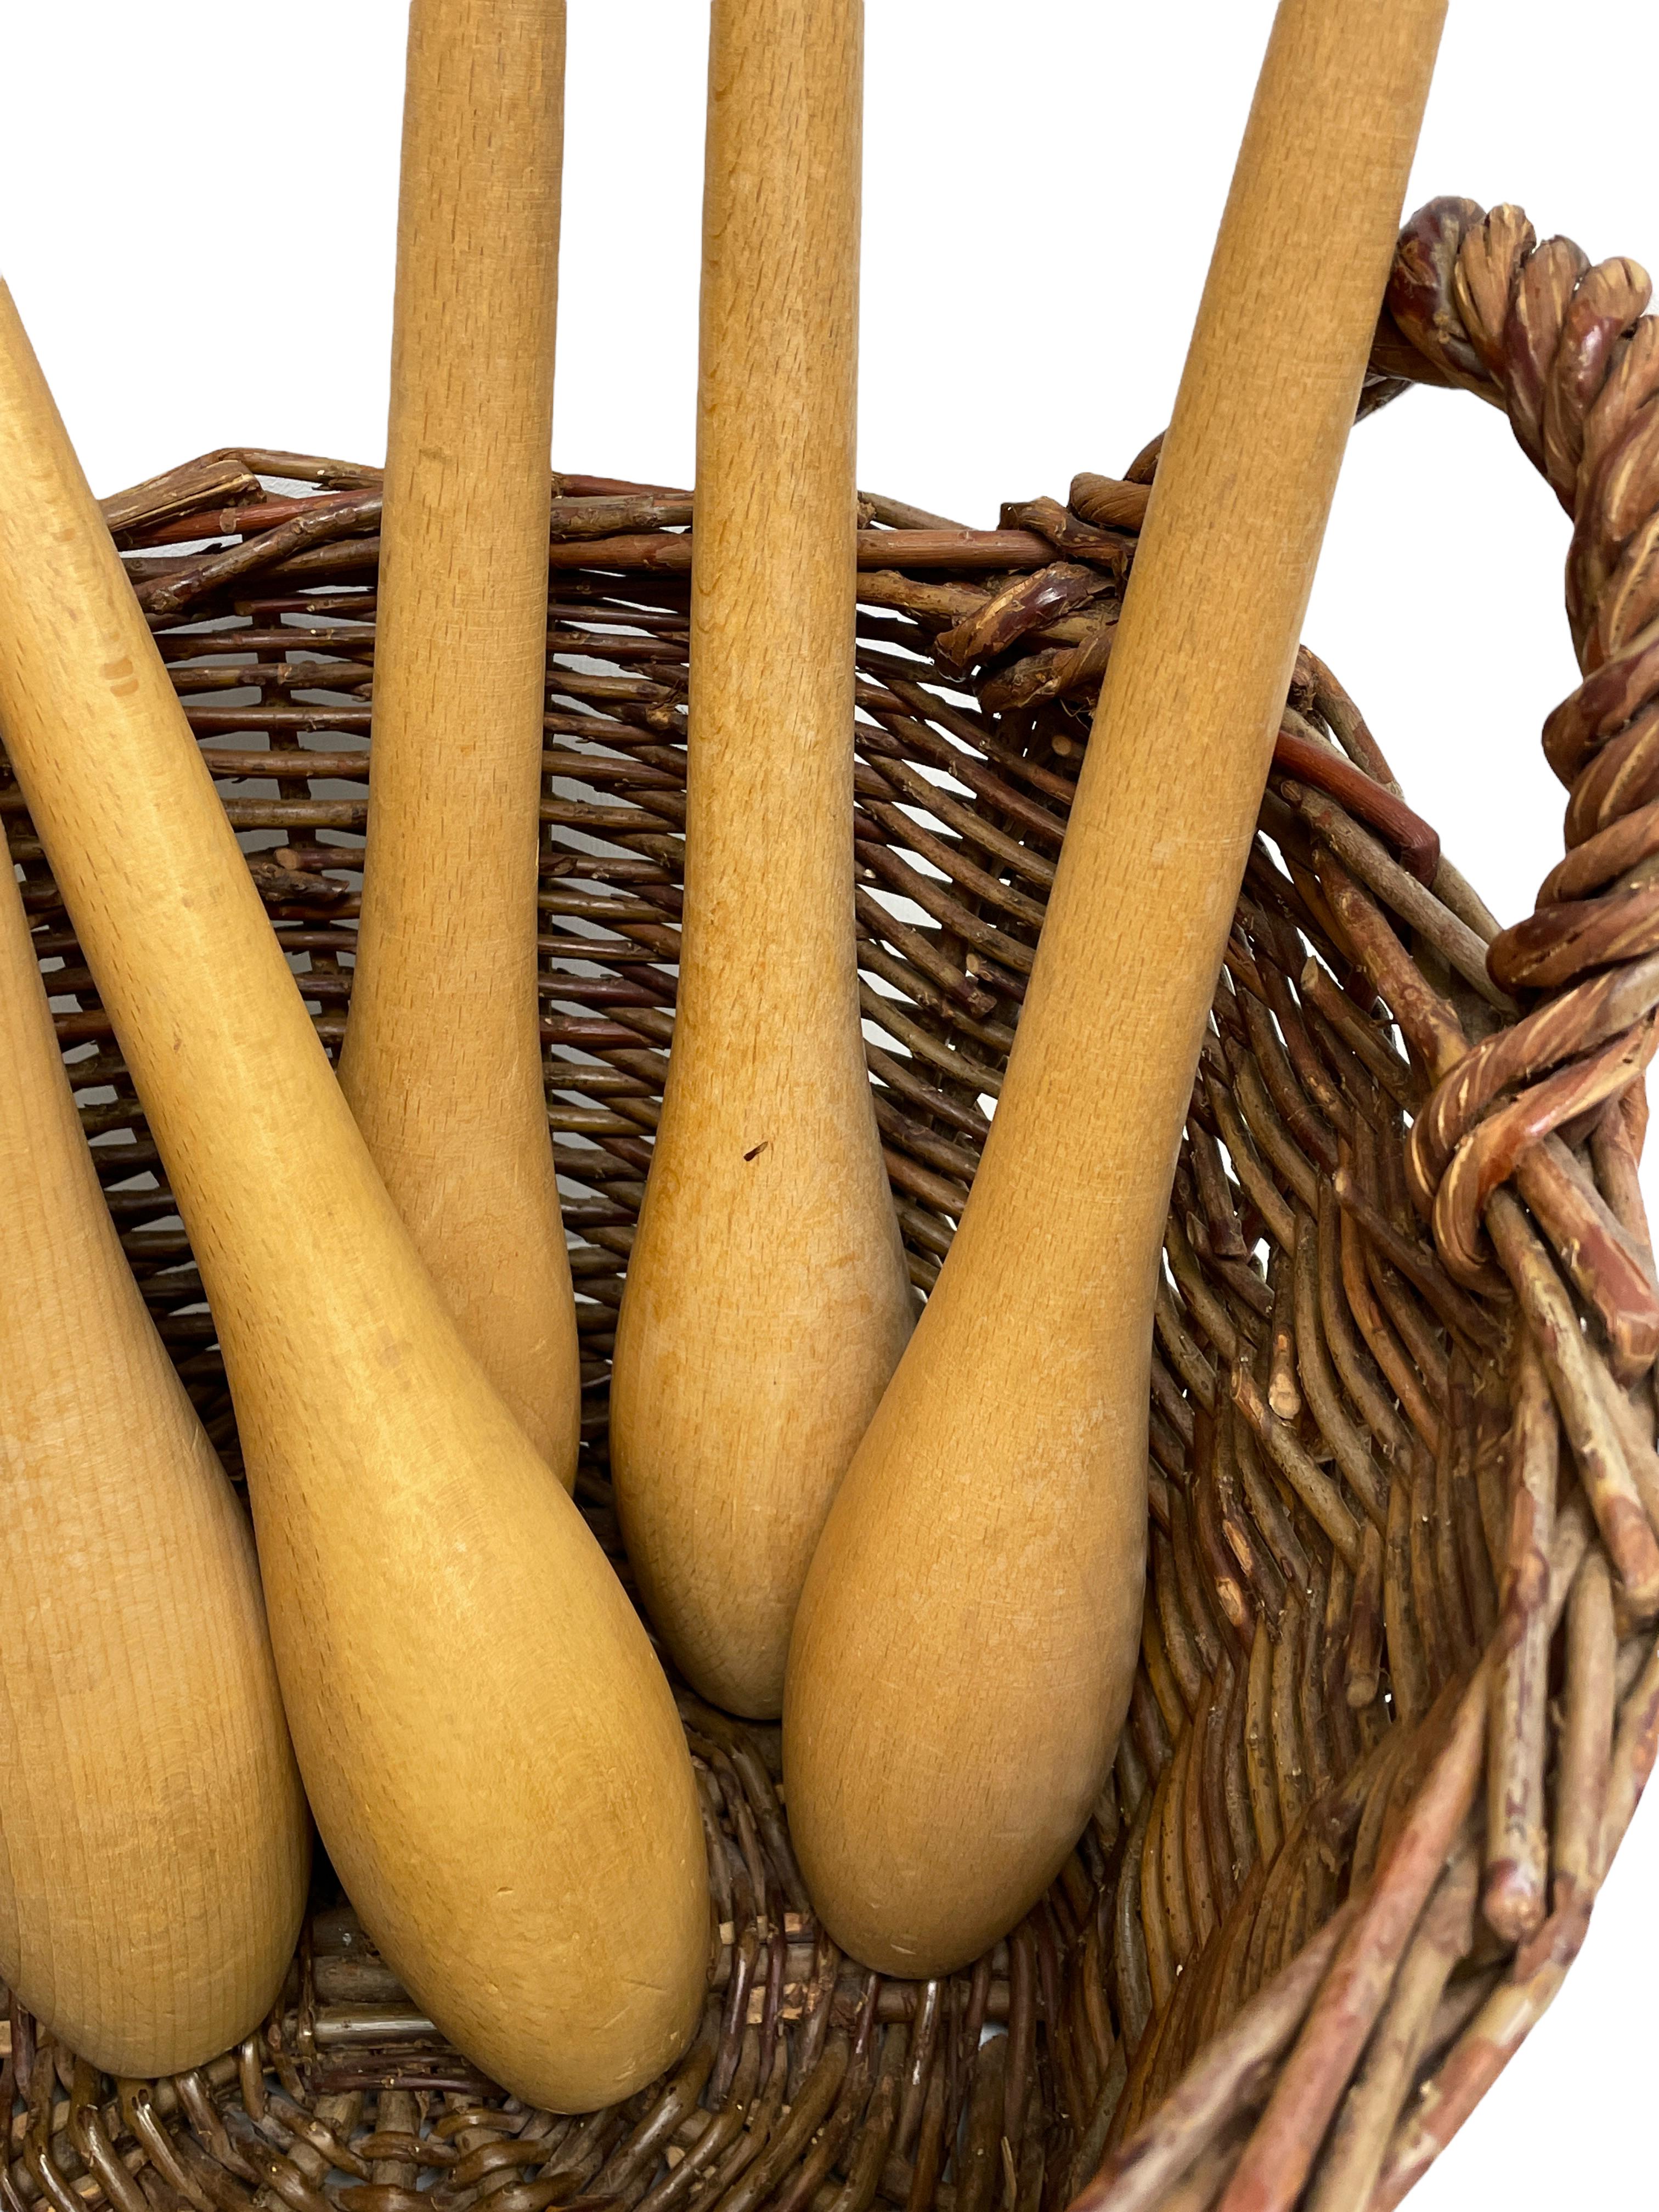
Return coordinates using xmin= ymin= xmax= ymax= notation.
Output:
xmin=785 ymin=0 xmax=1447 ymax=1974
xmin=340 ymin=0 xmax=579 ymax=1483
xmin=611 ymin=0 xmax=913 ymax=1718
xmin=0 ymin=280 xmax=706 ymax=2113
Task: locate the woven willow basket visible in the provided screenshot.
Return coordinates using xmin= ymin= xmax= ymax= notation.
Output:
xmin=7 ymin=194 xmax=1659 ymax=2212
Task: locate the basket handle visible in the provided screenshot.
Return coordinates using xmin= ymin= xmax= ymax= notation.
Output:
xmin=1341 ymin=205 xmax=1659 ymax=1344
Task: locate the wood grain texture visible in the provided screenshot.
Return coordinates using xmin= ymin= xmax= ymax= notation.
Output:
xmin=609 ymin=0 xmax=913 ymax=1718
xmin=0 ymin=854 xmax=308 ymax=2077
xmin=337 ymin=0 xmax=578 ymax=1484
xmin=783 ymin=0 xmax=1446 ymax=1976
xmin=0 ymin=284 xmax=707 ymax=2113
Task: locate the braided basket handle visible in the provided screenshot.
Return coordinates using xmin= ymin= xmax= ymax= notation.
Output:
xmin=1351 ymin=200 xmax=1659 ymax=1423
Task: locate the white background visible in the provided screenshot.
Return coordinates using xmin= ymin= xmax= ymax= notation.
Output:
xmin=2 ymin=3 xmax=1655 ymax=2202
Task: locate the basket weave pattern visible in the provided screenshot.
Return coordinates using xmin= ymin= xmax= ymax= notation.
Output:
xmin=3 ymin=196 xmax=1658 ymax=2212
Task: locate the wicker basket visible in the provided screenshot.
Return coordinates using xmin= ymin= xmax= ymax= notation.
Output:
xmin=5 ymin=191 xmax=1658 ymax=2212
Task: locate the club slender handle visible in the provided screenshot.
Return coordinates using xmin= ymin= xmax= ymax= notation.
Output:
xmin=338 ymin=0 xmax=579 ymax=1484
xmin=610 ymin=0 xmax=913 ymax=1719
xmin=785 ymin=0 xmax=1448 ymax=1976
